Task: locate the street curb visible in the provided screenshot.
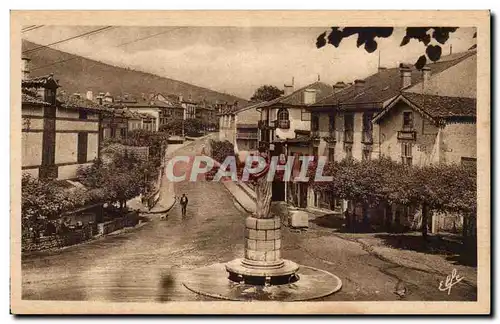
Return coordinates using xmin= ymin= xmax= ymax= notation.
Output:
xmin=222 ymin=181 xmax=255 ymax=215
xmin=139 ymin=195 xmax=177 ymax=215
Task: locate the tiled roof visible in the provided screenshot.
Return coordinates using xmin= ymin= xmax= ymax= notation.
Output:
xmin=314 ymin=50 xmax=476 ymax=107
xmin=257 ymin=82 xmax=334 ymax=109
xmin=21 ymin=74 xmax=60 ymax=88
xmin=57 ymin=93 xmax=109 ymax=112
xmin=22 ymin=93 xmax=50 ymax=106
xmin=402 ymin=92 xmax=476 ymax=118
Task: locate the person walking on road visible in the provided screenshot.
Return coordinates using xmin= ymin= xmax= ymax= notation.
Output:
xmin=180 ymin=193 xmax=189 ymax=217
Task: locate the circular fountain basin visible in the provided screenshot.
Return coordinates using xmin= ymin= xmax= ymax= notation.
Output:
xmin=182 ymin=262 xmax=342 ymax=301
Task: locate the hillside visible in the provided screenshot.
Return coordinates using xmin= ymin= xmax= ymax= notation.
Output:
xmin=21 ymin=40 xmax=248 ymax=104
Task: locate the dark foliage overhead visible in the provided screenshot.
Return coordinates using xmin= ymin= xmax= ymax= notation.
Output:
xmin=316 ymin=27 xmax=460 ymax=69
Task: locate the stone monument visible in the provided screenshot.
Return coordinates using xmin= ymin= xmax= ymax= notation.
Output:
xmin=225 ymin=150 xmax=299 ymax=285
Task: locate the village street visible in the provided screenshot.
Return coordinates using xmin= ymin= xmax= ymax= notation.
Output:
xmin=21 ymin=136 xmax=477 ymax=302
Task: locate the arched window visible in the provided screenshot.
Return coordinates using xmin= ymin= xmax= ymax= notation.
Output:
xmin=277 ymin=108 xmax=289 ymax=121
xmin=276 ymin=108 xmax=290 ymax=129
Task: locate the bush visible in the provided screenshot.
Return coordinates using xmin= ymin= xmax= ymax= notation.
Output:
xmin=209 ymin=139 xmax=235 ymax=164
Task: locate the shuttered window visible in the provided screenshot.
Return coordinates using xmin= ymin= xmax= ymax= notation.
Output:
xmin=77 ymin=132 xmax=88 ymax=164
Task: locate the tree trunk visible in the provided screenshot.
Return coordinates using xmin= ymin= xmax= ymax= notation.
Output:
xmin=421 ymin=203 xmax=429 ymax=238
xmin=255 ymin=174 xmax=273 ymax=219
xmin=345 ymin=209 xmax=350 ymax=231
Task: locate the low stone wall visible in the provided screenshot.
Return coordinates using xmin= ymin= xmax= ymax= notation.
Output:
xmin=97 ymin=211 xmax=139 ymax=236
xmin=23 ymin=224 xmax=97 ymax=252
xmin=23 ymin=212 xmax=140 ymax=252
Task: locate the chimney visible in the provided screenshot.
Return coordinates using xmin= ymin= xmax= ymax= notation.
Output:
xmin=354 ymin=79 xmax=366 ymax=91
xmin=333 ymin=81 xmax=347 ymax=92
xmin=399 ymin=64 xmax=412 ymax=89
xmin=284 ymin=77 xmax=295 ymax=96
xmin=422 ymin=66 xmax=431 ymax=93
xmin=303 ymin=89 xmax=317 ymax=105
xmin=21 ymin=56 xmax=31 ymax=80
xmin=86 ymin=90 xmax=93 ymax=101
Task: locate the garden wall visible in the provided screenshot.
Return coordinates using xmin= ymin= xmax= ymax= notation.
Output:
xmin=23 ymin=211 xmax=140 ymax=252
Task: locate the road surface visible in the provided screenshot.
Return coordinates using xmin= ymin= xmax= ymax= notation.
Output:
xmin=21 ymin=136 xmax=476 ymax=302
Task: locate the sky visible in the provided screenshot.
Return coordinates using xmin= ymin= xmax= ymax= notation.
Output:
xmin=22 ymin=26 xmax=476 ymax=100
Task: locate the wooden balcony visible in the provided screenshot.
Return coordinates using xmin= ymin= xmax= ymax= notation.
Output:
xmin=362 ymin=130 xmax=373 ymax=144
xmin=397 ymin=130 xmax=417 ymax=141
xmin=344 ymin=130 xmax=354 ymax=143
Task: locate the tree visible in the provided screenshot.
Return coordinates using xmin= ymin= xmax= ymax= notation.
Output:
xmin=316 ymin=27 xmax=460 ymax=69
xmin=250 ymin=85 xmax=284 ymax=102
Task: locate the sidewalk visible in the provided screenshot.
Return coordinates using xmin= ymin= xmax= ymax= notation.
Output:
xmin=222 ymin=180 xmax=256 ymax=214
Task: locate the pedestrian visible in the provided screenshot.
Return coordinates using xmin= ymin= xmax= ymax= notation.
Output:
xmin=180 ymin=193 xmax=189 ymax=217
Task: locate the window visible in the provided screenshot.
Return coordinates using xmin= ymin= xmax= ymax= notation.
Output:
xmin=344 ymin=114 xmax=354 ymax=131
xmin=111 ymin=127 xmax=116 ymax=138
xmin=120 ymin=128 xmax=127 ymax=138
xmin=311 ymin=113 xmax=319 ymax=132
xmin=328 ymin=112 xmax=335 ymax=134
xmin=277 ymin=108 xmax=289 ymax=121
xmin=301 ymin=108 xmax=311 ymax=121
xmin=344 ymin=113 xmax=354 ymax=143
xmin=403 ymin=111 xmax=414 ymax=129
xmin=77 ymin=132 xmax=88 ymax=164
xmin=79 ymin=110 xmax=88 ymax=120
xmin=401 ymin=142 xmax=413 ymax=165
xmin=328 ymin=147 xmax=335 ymax=162
xmin=344 ymin=144 xmax=353 ymax=160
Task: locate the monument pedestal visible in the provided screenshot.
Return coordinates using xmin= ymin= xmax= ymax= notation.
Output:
xmin=225 ymin=216 xmax=299 ymax=285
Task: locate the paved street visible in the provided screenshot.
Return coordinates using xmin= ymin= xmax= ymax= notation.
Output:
xmin=21 ymin=136 xmax=477 ymax=302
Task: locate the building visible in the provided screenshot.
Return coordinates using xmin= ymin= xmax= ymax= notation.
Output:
xmin=181 ymin=96 xmax=197 ymax=120
xmin=21 ymin=72 xmax=105 ymax=180
xmin=373 ymin=50 xmax=477 ymax=167
xmin=219 ymin=101 xmax=261 ymax=155
xmin=305 ymin=50 xmax=477 ymax=232
xmin=307 ymin=50 xmax=476 ymax=164
xmin=107 ymin=94 xmax=159 ymax=132
xmin=155 ymin=94 xmax=184 ymax=128
xmin=256 ymin=80 xmax=335 ymax=201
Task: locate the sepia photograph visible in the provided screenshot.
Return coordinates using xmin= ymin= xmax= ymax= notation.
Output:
xmin=10 ymin=10 xmax=490 ymax=315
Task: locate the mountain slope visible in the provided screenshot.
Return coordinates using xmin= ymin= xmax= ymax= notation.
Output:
xmin=21 ymin=40 xmax=248 ymax=104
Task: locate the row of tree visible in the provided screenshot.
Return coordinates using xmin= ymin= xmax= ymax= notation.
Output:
xmin=159 ymin=119 xmax=216 ymax=137
xmin=307 ymin=158 xmax=477 ymax=239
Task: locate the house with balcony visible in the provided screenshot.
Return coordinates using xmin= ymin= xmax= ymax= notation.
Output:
xmin=256 ymin=80 xmax=335 ymax=202
xmin=305 ymin=49 xmax=477 ymax=230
